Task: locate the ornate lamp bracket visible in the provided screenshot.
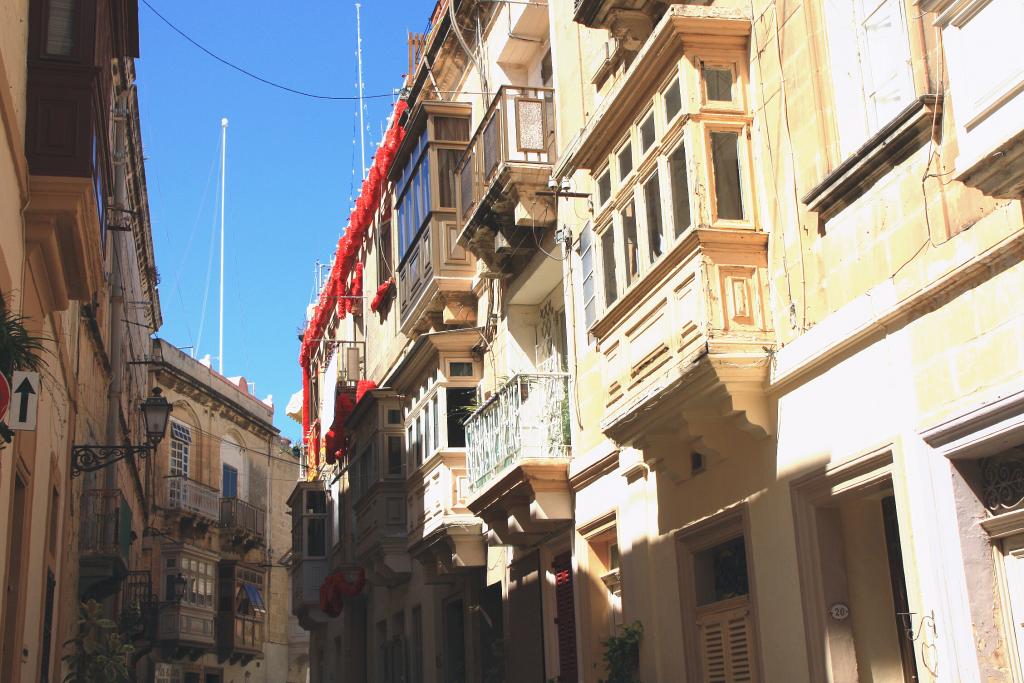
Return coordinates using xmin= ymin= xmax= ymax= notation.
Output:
xmin=70 ymin=444 xmax=153 ymax=478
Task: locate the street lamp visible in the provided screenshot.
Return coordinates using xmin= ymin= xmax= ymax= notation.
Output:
xmin=171 ymin=572 xmax=188 ymax=604
xmin=70 ymin=388 xmax=172 ymax=478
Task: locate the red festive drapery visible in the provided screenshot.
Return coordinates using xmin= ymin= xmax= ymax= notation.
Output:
xmin=299 ymin=97 xmax=409 ymax=467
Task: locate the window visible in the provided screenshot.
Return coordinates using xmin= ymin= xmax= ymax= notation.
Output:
xmin=596 ymin=168 xmax=612 ymax=207
xmin=387 ymin=409 xmax=402 ymax=425
xmin=600 ymin=228 xmax=618 ymax=307
xmin=387 ymin=436 xmax=403 ymax=477
xmin=222 ymin=465 xmax=238 ymax=498
xmin=423 ymin=403 xmax=433 ymax=460
xmin=616 ymin=140 xmax=633 ymax=181
xmin=432 ymin=394 xmax=440 ymax=452
xmin=434 ymin=116 xmax=470 ymax=142
xmin=44 ymin=0 xmax=77 ymax=57
xmin=709 ymin=131 xmax=745 ymax=221
xmin=664 ymin=77 xmax=683 ymax=122
xmin=378 ymin=220 xmax=393 ymax=286
xmin=620 ymin=201 xmax=639 ymax=286
xmin=824 ymin=0 xmax=915 ymax=157
xmin=166 ymin=555 xmax=215 ymax=609
xmin=639 ymin=111 xmax=657 ymax=154
xmin=301 ymin=489 xmax=328 ymax=557
xmin=437 ymin=148 xmax=462 ymax=208
xmin=669 ymin=143 xmax=692 ymax=236
xmin=643 ymin=173 xmax=664 ymax=261
xmin=449 ymin=362 xmax=474 ymax=377
xmin=578 ymin=224 xmax=597 ymax=329
xmin=169 ymin=420 xmax=192 ymax=507
xmin=702 ymin=65 xmax=734 ymax=103
xmin=446 ymin=388 xmax=476 ymax=448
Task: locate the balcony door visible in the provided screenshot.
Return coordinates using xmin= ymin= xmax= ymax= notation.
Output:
xmin=169 ymin=420 xmax=192 ymax=506
xmin=508 ymin=552 xmax=546 ymax=683
xmin=222 ymin=465 xmax=238 ymax=498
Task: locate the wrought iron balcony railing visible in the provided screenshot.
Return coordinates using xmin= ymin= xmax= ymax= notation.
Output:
xmin=166 ymin=475 xmax=220 ymax=522
xmin=220 ymin=497 xmax=267 ymax=541
xmin=456 ymin=85 xmax=556 ymax=224
xmin=465 ymin=373 xmax=571 ymax=493
xmin=79 ymin=489 xmax=132 ymax=563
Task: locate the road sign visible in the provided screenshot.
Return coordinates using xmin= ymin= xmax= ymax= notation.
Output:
xmin=0 ymin=373 xmax=9 ymax=423
xmin=9 ymin=370 xmax=39 ymax=431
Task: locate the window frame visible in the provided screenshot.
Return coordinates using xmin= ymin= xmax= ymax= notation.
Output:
xmin=702 ymin=122 xmax=754 ymax=227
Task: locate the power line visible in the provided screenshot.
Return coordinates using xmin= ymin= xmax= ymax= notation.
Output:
xmin=141 ymin=0 xmax=397 ymax=101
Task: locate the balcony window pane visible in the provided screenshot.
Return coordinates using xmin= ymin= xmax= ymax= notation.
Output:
xmin=621 ymin=201 xmax=639 ymax=286
xmin=664 ymin=77 xmax=682 ymax=122
xmin=306 ymin=518 xmax=326 ymax=556
xmin=643 ymin=173 xmax=664 ymax=261
xmin=601 ymin=228 xmax=618 ymax=307
xmin=669 ymin=144 xmax=692 ymax=236
xmin=434 ymin=116 xmax=470 ymax=142
xmin=578 ymin=225 xmax=597 ymax=329
xmin=222 ymin=465 xmax=238 ymax=498
xmin=597 ymin=169 xmax=612 ymax=207
xmin=387 ymin=436 xmax=403 ymax=475
xmin=306 ymin=490 xmax=327 ymax=514
xmin=432 ymin=394 xmax=440 ymax=451
xmin=710 ymin=131 xmax=744 ymax=221
xmin=446 ymin=387 xmax=476 ymax=448
xmin=45 ymin=0 xmax=76 ymax=57
xmin=639 ymin=112 xmax=656 ymax=154
xmin=437 ymin=148 xmax=461 ymax=208
xmin=423 ymin=404 xmax=432 ymax=459
xmin=703 ymin=66 xmax=734 ymax=103
xmin=617 ymin=141 xmax=633 ymax=181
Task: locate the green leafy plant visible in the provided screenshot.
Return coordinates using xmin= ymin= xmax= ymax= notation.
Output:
xmin=600 ymin=620 xmax=643 ymax=683
xmin=0 ymin=295 xmax=47 ymax=442
xmin=0 ymin=294 xmax=46 ymax=378
xmin=62 ymin=600 xmax=135 ymax=683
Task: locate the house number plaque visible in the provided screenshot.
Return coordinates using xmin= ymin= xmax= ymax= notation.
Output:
xmin=829 ymin=603 xmax=850 ymax=620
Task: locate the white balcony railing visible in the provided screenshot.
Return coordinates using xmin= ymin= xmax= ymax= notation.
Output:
xmin=166 ymin=476 xmax=220 ymax=522
xmin=465 ymin=373 xmax=571 ymax=493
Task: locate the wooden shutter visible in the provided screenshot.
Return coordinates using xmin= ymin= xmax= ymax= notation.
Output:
xmin=697 ymin=599 xmax=757 ymax=683
xmin=553 ymin=552 xmax=579 ymax=682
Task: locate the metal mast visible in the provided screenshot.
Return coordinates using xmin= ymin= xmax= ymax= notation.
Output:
xmin=355 ymin=2 xmax=367 ymax=178
xmin=219 ymin=117 xmax=227 ymax=374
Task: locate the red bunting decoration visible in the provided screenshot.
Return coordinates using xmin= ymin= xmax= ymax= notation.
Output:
xmin=370 ymin=277 xmax=394 ymax=313
xmin=355 ymin=380 xmax=377 ymax=405
xmin=318 ymin=567 xmax=367 ymax=617
xmin=299 ymin=98 xmax=410 ymax=456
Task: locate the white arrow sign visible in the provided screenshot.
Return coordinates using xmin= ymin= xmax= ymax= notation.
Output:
xmin=9 ymin=370 xmax=39 ymax=431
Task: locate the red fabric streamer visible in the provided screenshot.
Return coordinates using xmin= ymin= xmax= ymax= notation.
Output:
xmin=370 ymin=277 xmax=394 ymax=313
xmin=355 ymin=380 xmax=377 ymax=405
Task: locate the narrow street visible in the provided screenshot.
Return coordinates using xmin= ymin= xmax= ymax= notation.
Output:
xmin=1 ymin=1 xmax=1023 ymax=682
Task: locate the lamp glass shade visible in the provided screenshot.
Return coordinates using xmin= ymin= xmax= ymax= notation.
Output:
xmin=173 ymin=573 xmax=188 ymax=602
xmin=142 ymin=388 xmax=172 ymax=443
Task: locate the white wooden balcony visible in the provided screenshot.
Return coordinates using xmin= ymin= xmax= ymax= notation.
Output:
xmin=165 ymin=476 xmax=220 ymax=523
xmin=465 ymin=373 xmax=572 ymax=546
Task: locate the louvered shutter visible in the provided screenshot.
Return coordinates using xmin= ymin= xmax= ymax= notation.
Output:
xmin=553 ymin=552 xmax=579 ymax=682
xmin=697 ymin=599 xmax=757 ymax=683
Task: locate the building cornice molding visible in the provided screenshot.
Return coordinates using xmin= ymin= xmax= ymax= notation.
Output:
xmin=920 ymin=381 xmax=1024 ymax=460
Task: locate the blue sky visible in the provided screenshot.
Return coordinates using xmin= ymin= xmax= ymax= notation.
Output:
xmin=137 ymin=1 xmax=429 ymax=441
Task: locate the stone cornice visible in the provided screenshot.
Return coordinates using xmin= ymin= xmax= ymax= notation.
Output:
xmin=154 ymin=362 xmax=277 ymax=439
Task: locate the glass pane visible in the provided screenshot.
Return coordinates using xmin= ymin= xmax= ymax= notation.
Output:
xmin=437 ymin=148 xmax=461 ymax=208
xmin=449 ymin=362 xmax=474 ymax=377
xmin=621 ymin=202 xmax=639 ymax=286
xmin=617 ymin=142 xmax=633 ymax=181
xmin=446 ymin=388 xmax=476 ymax=448
xmin=664 ymin=77 xmax=682 ymax=122
xmin=710 ymin=132 xmax=744 ymax=221
xmin=644 ymin=173 xmax=664 ymax=261
xmin=45 ymin=0 xmax=76 ymax=56
xmin=703 ymin=66 xmax=734 ymax=102
xmin=601 ymin=228 xmax=618 ymax=306
xmin=639 ymin=113 xmax=656 ymax=153
xmin=597 ymin=169 xmax=612 ymax=207
xmin=433 ymin=116 xmax=470 ymax=142
xmin=669 ymin=144 xmax=691 ymax=236
xmin=579 ymin=225 xmax=597 ymax=328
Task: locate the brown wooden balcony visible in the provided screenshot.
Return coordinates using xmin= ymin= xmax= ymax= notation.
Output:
xmin=157 ymin=604 xmax=216 ymax=656
xmin=406 ymin=449 xmax=485 ymax=582
xmin=220 ymin=497 xmax=266 ymax=548
xmin=464 ymin=373 xmax=572 ymax=546
xmin=455 ymin=85 xmax=557 ymax=273
xmin=217 ymin=561 xmax=266 ymax=664
xmin=78 ymin=489 xmax=132 ymax=599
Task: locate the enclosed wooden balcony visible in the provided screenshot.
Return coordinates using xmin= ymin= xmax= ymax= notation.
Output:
xmin=455 ymin=85 xmax=558 ymax=273
xmin=465 ymin=373 xmax=572 ymax=546
xmin=158 ymin=604 xmax=216 ymax=657
xmin=220 ymin=497 xmax=266 ymax=549
xmin=352 ymin=478 xmax=410 ymax=586
xmin=407 ymin=450 xmax=485 ymax=582
xmin=287 ymin=481 xmax=332 ymax=628
xmin=78 ymin=489 xmax=132 ymax=600
xmin=217 ymin=562 xmax=266 ymax=664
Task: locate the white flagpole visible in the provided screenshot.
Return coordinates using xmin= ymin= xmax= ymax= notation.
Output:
xmin=219 ymin=117 xmax=227 ymax=374
xmin=356 ymin=3 xmax=366 ymax=178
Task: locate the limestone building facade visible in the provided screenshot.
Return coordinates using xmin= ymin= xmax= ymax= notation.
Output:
xmin=290 ymin=0 xmax=1024 ymax=681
